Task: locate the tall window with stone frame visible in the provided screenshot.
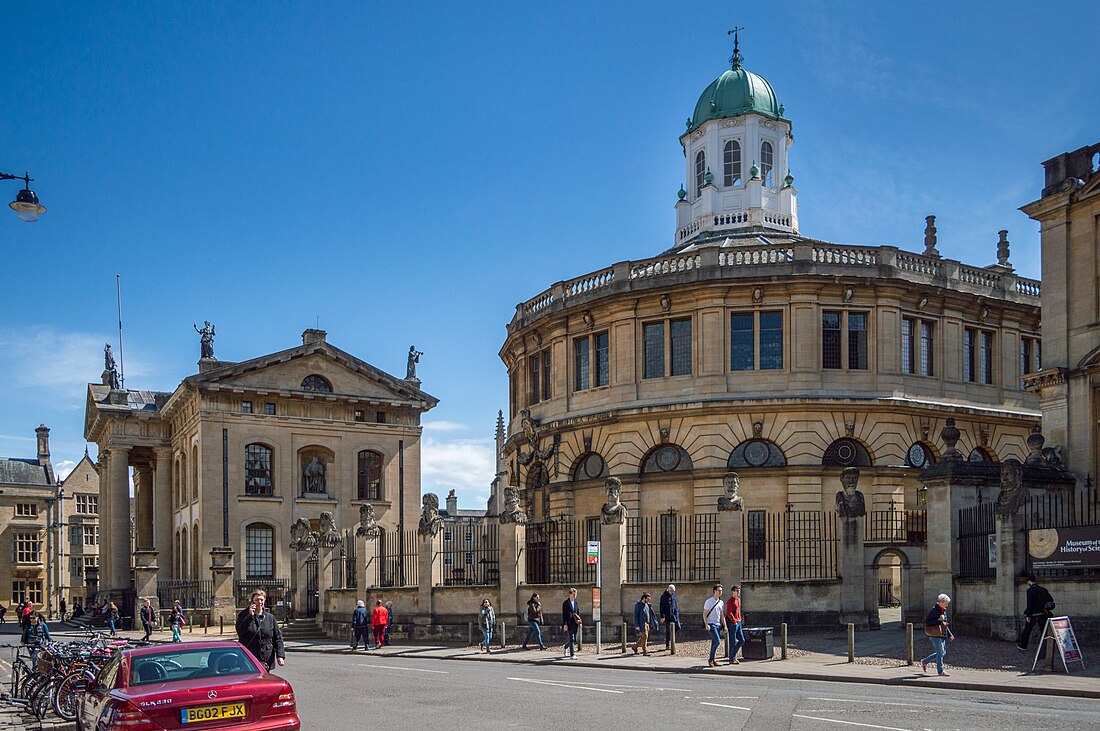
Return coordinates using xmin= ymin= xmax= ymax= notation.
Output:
xmin=11 ymin=580 xmax=43 ymax=605
xmin=823 ymin=311 xmax=868 ymax=370
xmin=12 ymin=532 xmax=42 ymax=564
xmin=75 ymin=494 xmax=97 ymax=514
xmin=822 ymin=312 xmax=842 ymax=369
xmin=574 ymin=331 xmax=610 ymax=391
xmin=245 ymin=523 xmax=275 ymax=579
xmin=670 ymin=318 xmax=692 ymax=376
xmin=643 ymin=322 xmax=665 ymax=379
xmin=746 ymin=511 xmax=767 ymax=562
xmin=528 ymin=350 xmax=552 ymax=404
xmin=659 ymin=513 xmax=677 ymax=564
xmin=83 ymin=525 xmax=98 ymax=546
xmin=760 ymin=140 xmax=774 ymax=187
xmin=244 ymin=443 xmax=274 ymax=496
xmin=964 ymin=328 xmax=994 ymax=384
xmin=1020 ymin=336 xmax=1041 ymax=388
xmin=847 ymin=312 xmax=868 ymax=369
xmin=357 ymin=450 xmax=384 ymax=501
xmin=902 ymin=317 xmax=935 ymax=376
xmin=723 ymin=140 xmax=742 ymax=186
xmin=731 ymin=311 xmax=783 ymax=371
xmin=695 ymin=150 xmax=706 ymax=197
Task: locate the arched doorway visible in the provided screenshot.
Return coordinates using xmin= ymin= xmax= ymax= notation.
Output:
xmin=870 ymin=547 xmax=919 ymax=630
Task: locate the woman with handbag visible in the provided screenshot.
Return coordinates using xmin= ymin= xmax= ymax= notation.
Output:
xmin=523 ymin=593 xmax=546 ymax=650
xmin=920 ymin=593 xmax=955 ymax=676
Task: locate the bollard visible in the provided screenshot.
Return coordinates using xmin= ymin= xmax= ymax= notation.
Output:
xmin=906 ymin=623 xmax=914 ymax=666
xmin=670 ymin=622 xmax=677 ymax=655
xmin=500 ymin=621 xmax=506 ymax=649
xmin=468 ymin=621 xmax=473 ymax=648
xmin=204 ymin=616 xmax=208 ymax=635
xmin=189 ymin=614 xmax=194 ymax=633
xmin=723 ymin=625 xmax=729 ymax=659
xmin=847 ymin=623 xmax=854 ymax=663
xmin=578 ymin=623 xmax=583 ymax=652
xmin=781 ymin=623 xmax=788 ymax=660
xmin=621 ymin=622 xmax=627 ymax=654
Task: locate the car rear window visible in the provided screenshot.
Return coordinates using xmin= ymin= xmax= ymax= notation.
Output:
xmin=129 ymin=647 xmax=257 ymax=686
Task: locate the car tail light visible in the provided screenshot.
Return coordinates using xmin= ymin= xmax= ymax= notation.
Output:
xmin=108 ymin=701 xmax=156 ymax=730
xmin=271 ymin=685 xmax=296 ymax=714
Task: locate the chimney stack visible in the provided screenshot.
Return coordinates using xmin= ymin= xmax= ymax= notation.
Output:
xmin=302 ymin=329 xmax=327 ymax=346
xmin=446 ymin=489 xmax=458 ymax=515
xmin=36 ymin=424 xmax=55 ymax=483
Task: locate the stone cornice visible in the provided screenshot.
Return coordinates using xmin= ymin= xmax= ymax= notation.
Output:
xmin=1022 ymin=368 xmax=1068 ymax=392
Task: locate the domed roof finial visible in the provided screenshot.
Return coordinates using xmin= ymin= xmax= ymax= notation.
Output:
xmin=727 ymin=26 xmax=745 ymax=70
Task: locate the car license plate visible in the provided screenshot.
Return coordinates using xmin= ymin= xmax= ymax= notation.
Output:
xmin=180 ymin=702 xmax=247 ymax=723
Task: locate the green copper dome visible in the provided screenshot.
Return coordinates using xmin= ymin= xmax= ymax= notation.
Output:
xmin=688 ymin=64 xmax=782 ymax=131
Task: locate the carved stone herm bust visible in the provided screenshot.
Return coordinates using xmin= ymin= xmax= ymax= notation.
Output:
xmin=835 ymin=467 xmax=866 ymax=518
xmin=600 ymin=476 xmax=628 ymax=525
xmin=499 ymin=485 xmax=528 ymax=525
xmin=995 ymin=459 xmax=1029 ymax=518
xmin=289 ymin=518 xmax=316 ymax=552
xmin=355 ymin=504 xmax=381 ymax=538
xmin=717 ymin=472 xmax=744 ymax=511
xmin=418 ymin=493 xmax=445 ymax=535
xmin=317 ymin=511 xmax=341 ymax=548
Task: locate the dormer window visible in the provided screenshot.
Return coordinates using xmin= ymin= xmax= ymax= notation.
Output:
xmin=694 ymin=150 xmax=706 ymax=197
xmin=760 ymin=140 xmax=774 ymax=187
xmin=300 ymin=374 xmax=333 ymax=393
xmin=723 ymin=140 xmax=742 ymax=187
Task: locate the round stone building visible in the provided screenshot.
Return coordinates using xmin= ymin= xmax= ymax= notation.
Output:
xmin=497 ymin=46 xmax=1043 ymax=537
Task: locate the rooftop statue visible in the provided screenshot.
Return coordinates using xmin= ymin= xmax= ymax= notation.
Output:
xmin=406 ymin=345 xmax=423 ymax=381
xmin=194 ymin=321 xmax=216 ymax=360
xmin=102 ymin=343 xmax=120 ymax=390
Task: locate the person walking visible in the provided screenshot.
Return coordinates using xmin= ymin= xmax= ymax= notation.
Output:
xmin=19 ymin=600 xmax=33 ymax=644
xmin=725 ymin=585 xmax=745 ymax=665
xmin=523 ymin=593 xmax=546 ymax=650
xmin=371 ymin=599 xmax=389 ymax=649
xmin=478 ymin=598 xmax=496 ymax=653
xmin=1016 ymin=575 xmax=1055 ymax=651
xmin=561 ymin=588 xmax=581 ymax=658
xmin=659 ymin=584 xmax=680 ymax=651
xmin=384 ymin=601 xmax=394 ymax=646
xmin=236 ymin=590 xmax=286 ymax=671
xmin=0 ymin=603 xmax=7 ymax=624
xmin=170 ymin=600 xmax=186 ymax=642
xmin=632 ymin=592 xmax=660 ymax=656
xmin=350 ymin=600 xmax=369 ymax=650
xmin=24 ymin=612 xmax=51 ymax=662
xmin=59 ymin=597 xmax=67 ymax=622
xmin=702 ymin=584 xmax=726 ymax=668
xmin=140 ymin=598 xmax=156 ymax=642
xmin=106 ymin=602 xmax=120 ymax=636
xmin=920 ymin=593 xmax=955 ymax=676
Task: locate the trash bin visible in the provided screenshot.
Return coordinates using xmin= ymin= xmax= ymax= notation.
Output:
xmin=743 ymin=626 xmax=774 ymax=660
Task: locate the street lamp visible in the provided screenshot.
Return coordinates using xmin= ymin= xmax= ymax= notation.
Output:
xmin=2 ymin=170 xmax=47 ymax=222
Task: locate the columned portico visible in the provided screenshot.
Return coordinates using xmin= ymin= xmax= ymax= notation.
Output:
xmin=106 ymin=444 xmax=132 ymax=591
xmin=153 ymin=448 xmax=173 ymax=579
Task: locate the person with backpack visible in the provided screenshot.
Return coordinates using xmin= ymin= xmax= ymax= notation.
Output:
xmin=1016 ymin=575 xmax=1055 ymax=651
xmin=24 ymin=612 xmax=51 ymax=662
xmin=632 ymin=592 xmax=660 ymax=656
xmin=702 ymin=584 xmax=726 ymax=668
xmin=522 ymin=593 xmax=546 ymax=650
xmin=350 ymin=600 xmax=369 ymax=651
xmin=478 ymin=598 xmax=496 ymax=653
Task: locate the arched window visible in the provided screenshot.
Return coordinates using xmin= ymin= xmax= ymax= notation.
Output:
xmin=175 ymin=530 xmax=181 ymax=578
xmin=357 ymin=450 xmax=384 ymax=501
xmin=695 ymin=150 xmax=706 ymax=197
xmin=572 ymin=452 xmax=607 ymax=481
xmin=822 ymin=438 xmax=872 ymax=467
xmin=760 ymin=140 xmax=774 ymax=187
xmin=180 ymin=525 xmax=189 ymax=579
xmin=191 ymin=522 xmax=200 ymax=579
xmin=641 ymin=444 xmax=693 ymax=474
xmin=968 ymin=446 xmax=995 ymax=463
xmin=906 ymin=442 xmax=936 ymax=469
xmin=245 ymin=444 xmax=274 ymax=496
xmin=174 ymin=459 xmax=182 ymax=507
xmin=728 ymin=439 xmax=786 ymax=468
xmin=723 ymin=140 xmax=742 ymax=187
xmin=245 ymin=523 xmax=275 ymax=579
xmin=191 ymin=445 xmax=199 ymax=499
xmin=300 ymin=374 xmax=333 ymax=393
xmin=179 ymin=452 xmax=188 ymax=506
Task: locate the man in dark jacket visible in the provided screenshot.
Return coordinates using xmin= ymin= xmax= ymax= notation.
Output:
xmin=1016 ymin=575 xmax=1055 ymax=651
xmin=236 ymin=590 xmax=285 ymax=670
xmin=140 ymin=597 xmax=156 ymax=641
xmin=350 ymin=600 xmax=369 ymax=650
xmin=631 ymin=593 xmax=660 ymax=656
xmin=659 ymin=584 xmax=680 ymax=650
xmin=561 ymin=587 xmax=581 ymax=658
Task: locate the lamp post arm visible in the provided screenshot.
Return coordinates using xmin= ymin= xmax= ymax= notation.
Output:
xmin=0 ymin=171 xmax=33 ymax=186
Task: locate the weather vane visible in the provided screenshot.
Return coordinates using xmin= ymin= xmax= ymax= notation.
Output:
xmin=727 ymin=26 xmax=745 ymax=69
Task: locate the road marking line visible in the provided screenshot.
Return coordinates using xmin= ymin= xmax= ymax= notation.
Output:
xmin=792 ymin=714 xmax=912 ymax=731
xmin=560 ymin=682 xmax=691 ymax=691
xmin=354 ymin=663 xmax=448 ymax=674
xmin=507 ymin=677 xmax=623 ymax=694
xmin=806 ymin=697 xmax=921 ymax=707
xmin=685 ymin=696 xmax=759 ymax=700
xmin=700 ymin=702 xmax=752 ymax=711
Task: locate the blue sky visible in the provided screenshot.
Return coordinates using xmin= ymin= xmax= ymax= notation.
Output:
xmin=2 ymin=1 xmax=1097 ymax=507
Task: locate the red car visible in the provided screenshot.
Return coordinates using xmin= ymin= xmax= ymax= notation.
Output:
xmin=77 ymin=640 xmax=300 ymax=730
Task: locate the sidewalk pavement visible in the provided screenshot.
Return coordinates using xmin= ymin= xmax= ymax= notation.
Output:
xmin=46 ymin=623 xmax=1100 ymax=700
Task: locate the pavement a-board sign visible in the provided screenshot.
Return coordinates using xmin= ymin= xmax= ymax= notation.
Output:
xmin=1032 ymin=616 xmax=1086 ymax=673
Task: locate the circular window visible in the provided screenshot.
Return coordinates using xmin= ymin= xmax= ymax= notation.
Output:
xmin=744 ymin=440 xmax=771 ymax=467
xmin=836 ymin=442 xmax=856 ymax=464
xmin=656 ymin=446 xmax=682 ymax=471
xmin=907 ymin=443 xmax=928 ymax=468
xmin=581 ymin=454 xmax=605 ymax=480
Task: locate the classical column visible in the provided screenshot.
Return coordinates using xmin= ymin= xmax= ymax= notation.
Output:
xmin=153 ymin=449 xmax=173 ymax=579
xmin=497 ymin=521 xmax=525 ymax=623
xmin=107 ymin=445 xmax=132 ymax=591
xmin=98 ymin=450 xmax=113 ymax=590
xmin=134 ymin=466 xmax=154 ymax=549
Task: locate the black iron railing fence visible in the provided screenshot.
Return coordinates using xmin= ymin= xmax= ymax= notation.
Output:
xmin=524 ymin=518 xmax=591 ymax=585
xmin=958 ymin=502 xmax=995 ymax=579
xmin=742 ymin=510 xmax=838 ymax=581
xmin=376 ymin=529 xmax=419 ymax=588
xmin=156 ymin=580 xmax=212 ymax=609
xmin=626 ymin=513 xmax=720 ymax=584
xmin=865 ymin=509 xmax=927 ymax=544
xmin=234 ymin=577 xmax=292 ymax=610
xmin=440 ymin=524 xmax=499 ymax=586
